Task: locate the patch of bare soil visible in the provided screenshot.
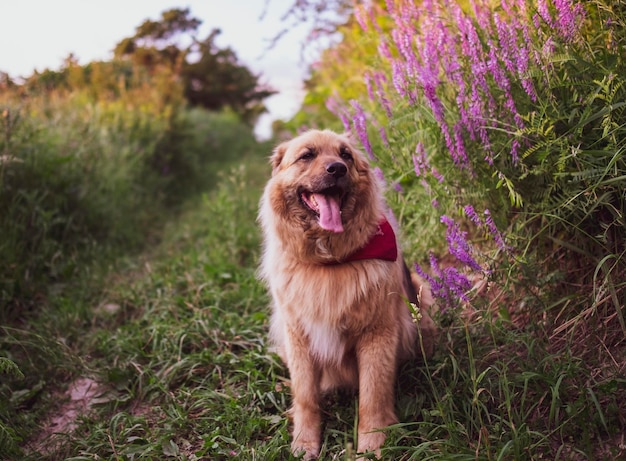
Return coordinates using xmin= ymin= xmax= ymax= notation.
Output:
xmin=27 ymin=377 xmax=102 ymax=456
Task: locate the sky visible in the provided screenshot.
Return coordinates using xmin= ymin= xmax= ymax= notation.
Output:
xmin=0 ymin=0 xmax=319 ymax=139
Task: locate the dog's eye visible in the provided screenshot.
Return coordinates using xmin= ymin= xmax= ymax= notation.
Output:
xmin=339 ymin=147 xmax=353 ymax=161
xmin=299 ymin=149 xmax=315 ymax=161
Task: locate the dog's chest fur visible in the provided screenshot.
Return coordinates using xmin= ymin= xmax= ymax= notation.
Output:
xmin=302 ymin=319 xmax=346 ymax=364
xmin=271 ymin=257 xmax=403 ymax=360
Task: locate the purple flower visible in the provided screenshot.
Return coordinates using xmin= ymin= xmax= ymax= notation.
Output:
xmin=412 ymin=142 xmax=428 ymax=177
xmin=554 ymin=0 xmax=585 ymax=42
xmin=326 ymin=96 xmax=351 ymax=132
xmin=354 ymin=4 xmax=369 ymax=31
xmin=423 ymin=83 xmax=445 ymax=123
xmin=463 ymin=205 xmax=511 ymax=252
xmin=463 ymin=204 xmax=483 ymax=226
xmin=385 ymin=0 xmax=397 ymax=17
xmin=484 ymin=209 xmax=510 ymax=251
xmin=364 ymin=72 xmax=376 ymax=102
xmin=414 ymin=261 xmax=442 ymax=302
xmin=442 ymin=266 xmax=473 ymax=302
xmin=414 ymin=253 xmax=473 ymax=310
xmin=453 ymin=122 xmax=469 ymax=166
xmin=373 ymin=166 xmax=386 ymax=186
xmin=494 ymin=13 xmax=518 ymax=75
xmin=373 ymin=72 xmax=393 ymax=117
xmin=349 ymin=100 xmax=375 ymax=160
xmin=470 ymin=0 xmax=493 ymax=32
xmin=413 ymin=142 xmax=445 ymax=182
xmin=431 ymin=167 xmax=444 ymax=183
xmin=391 ymin=59 xmax=409 ymax=99
xmin=510 ymin=138 xmax=521 ymax=163
xmin=378 ymin=40 xmax=392 ymax=60
xmin=368 ymin=5 xmax=383 ymax=34
xmin=439 ymin=121 xmax=468 ymax=168
xmin=378 ymin=125 xmax=389 ymax=148
xmin=537 ymin=0 xmax=554 ymax=28
xmin=391 ymin=27 xmax=418 ymax=77
xmin=365 ymin=0 xmax=583 ymax=199
xmin=441 ymin=215 xmax=484 ymax=272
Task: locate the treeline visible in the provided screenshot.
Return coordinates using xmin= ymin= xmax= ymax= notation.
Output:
xmin=1 ymin=8 xmax=274 ymax=124
xmin=0 ymin=8 xmax=272 ymax=319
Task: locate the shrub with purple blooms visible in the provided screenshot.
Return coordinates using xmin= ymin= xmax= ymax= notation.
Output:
xmin=285 ymin=1 xmax=626 ymax=456
xmin=316 ymin=0 xmax=626 ymax=315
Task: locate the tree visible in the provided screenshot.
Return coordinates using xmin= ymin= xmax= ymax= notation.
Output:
xmin=182 ymin=29 xmax=275 ymax=125
xmin=0 ymin=72 xmax=15 ymax=92
xmin=114 ymin=8 xmax=275 ymax=124
xmin=114 ymin=7 xmax=200 ymax=72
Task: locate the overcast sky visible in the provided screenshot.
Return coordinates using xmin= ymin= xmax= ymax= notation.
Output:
xmin=0 ymin=0 xmax=318 ymax=139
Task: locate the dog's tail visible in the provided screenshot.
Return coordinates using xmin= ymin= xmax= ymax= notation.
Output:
xmin=402 ymin=261 xmax=438 ymax=358
xmin=402 ymin=261 xmax=434 ymax=309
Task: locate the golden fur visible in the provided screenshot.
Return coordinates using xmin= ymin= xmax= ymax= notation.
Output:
xmin=258 ymin=129 xmax=436 ymax=459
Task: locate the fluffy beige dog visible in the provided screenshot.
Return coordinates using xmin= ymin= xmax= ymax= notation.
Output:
xmin=258 ymin=129 xmax=436 ymax=459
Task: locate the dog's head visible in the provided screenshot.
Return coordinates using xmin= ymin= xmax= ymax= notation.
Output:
xmin=266 ymin=129 xmax=377 ymax=234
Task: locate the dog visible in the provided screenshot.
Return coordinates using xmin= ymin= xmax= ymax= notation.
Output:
xmin=258 ymin=129 xmax=437 ymax=459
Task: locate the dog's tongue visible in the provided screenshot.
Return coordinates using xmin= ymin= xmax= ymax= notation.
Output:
xmin=313 ymin=193 xmax=344 ymax=233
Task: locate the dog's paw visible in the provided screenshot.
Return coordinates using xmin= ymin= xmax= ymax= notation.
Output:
xmin=356 ymin=431 xmax=385 ymax=459
xmin=291 ymin=440 xmax=320 ymax=460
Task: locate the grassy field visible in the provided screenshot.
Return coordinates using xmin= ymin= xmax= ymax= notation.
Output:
xmin=1 ymin=151 xmax=622 ymax=460
xmin=3 ymin=1 xmax=626 ymax=458
xmin=3 ymin=157 xmax=284 ymax=460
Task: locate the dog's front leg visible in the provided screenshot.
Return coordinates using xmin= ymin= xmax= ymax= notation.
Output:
xmin=286 ymin=326 xmax=322 ymax=460
xmin=355 ymin=330 xmax=399 ymax=457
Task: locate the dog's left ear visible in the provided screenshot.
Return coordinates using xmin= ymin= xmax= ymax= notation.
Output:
xmin=341 ymin=131 xmax=370 ymax=166
xmin=342 ymin=130 xmax=358 ymax=146
xmin=270 ymin=142 xmax=289 ymax=175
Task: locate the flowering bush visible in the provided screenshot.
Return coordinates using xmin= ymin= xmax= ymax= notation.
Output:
xmin=320 ymin=0 xmax=626 ymax=314
xmin=287 ymin=2 xmax=626 ymax=455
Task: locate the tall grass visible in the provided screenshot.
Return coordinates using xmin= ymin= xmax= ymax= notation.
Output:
xmin=343 ymin=0 xmax=626 ymax=322
xmin=288 ymin=0 xmax=626 ymax=457
xmin=3 ymin=1 xmax=626 ymax=459
xmin=4 ymin=156 xmax=623 ymax=460
xmin=0 ymin=93 xmax=259 ymax=320
xmin=1 ymin=159 xmax=283 ymax=461
xmin=1 ymin=94 xmax=158 ymax=316
xmin=0 ymin=87 xmax=266 ymax=458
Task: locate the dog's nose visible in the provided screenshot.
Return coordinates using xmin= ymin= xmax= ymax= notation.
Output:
xmin=326 ymin=162 xmax=347 ymax=178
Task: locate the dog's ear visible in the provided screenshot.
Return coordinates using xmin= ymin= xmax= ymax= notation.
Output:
xmin=342 ymin=130 xmax=357 ymax=145
xmin=270 ymin=142 xmax=289 ymax=175
xmin=341 ymin=131 xmax=370 ymax=167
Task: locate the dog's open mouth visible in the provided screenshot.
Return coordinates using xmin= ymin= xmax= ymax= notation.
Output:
xmin=300 ymin=186 xmax=345 ymax=233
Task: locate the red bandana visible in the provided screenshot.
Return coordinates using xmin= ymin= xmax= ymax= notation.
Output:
xmin=329 ymin=219 xmax=398 ymax=264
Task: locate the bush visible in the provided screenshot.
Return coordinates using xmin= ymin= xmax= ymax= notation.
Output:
xmin=0 ymin=91 xmax=261 ymax=319
xmin=151 ymin=108 xmax=263 ymax=203
xmin=291 ymin=1 xmax=626 ymax=457
xmin=315 ymin=0 xmax=626 ymax=323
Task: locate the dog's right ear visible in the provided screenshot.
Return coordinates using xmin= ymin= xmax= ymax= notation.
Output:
xmin=270 ymin=142 xmax=289 ymax=175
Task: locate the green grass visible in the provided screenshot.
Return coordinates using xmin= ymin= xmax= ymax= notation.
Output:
xmin=4 ymin=1 xmax=626 ymax=457
xmin=2 ymin=154 xmax=623 ymax=460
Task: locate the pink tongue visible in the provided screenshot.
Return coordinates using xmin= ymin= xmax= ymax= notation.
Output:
xmin=313 ymin=193 xmax=344 ymax=233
